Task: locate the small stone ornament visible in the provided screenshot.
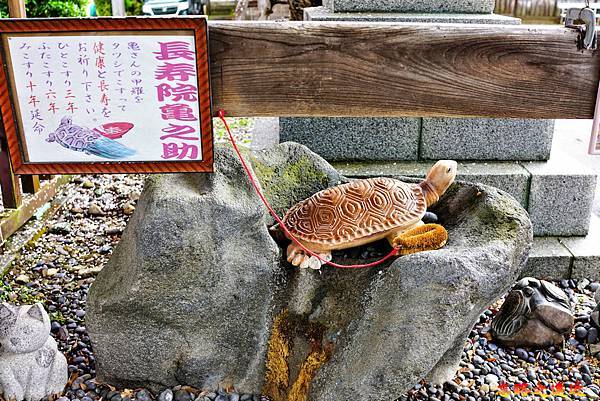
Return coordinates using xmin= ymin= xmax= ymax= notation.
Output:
xmin=0 ymin=303 xmax=67 ymax=401
xmin=491 ymin=278 xmax=574 ymax=348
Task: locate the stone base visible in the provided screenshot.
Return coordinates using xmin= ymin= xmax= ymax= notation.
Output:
xmin=321 ymin=0 xmax=496 ymax=14
xmin=306 ymin=7 xmax=520 ymax=23
xmin=279 ymin=117 xmax=421 ymax=161
xmin=280 ymin=116 xmax=553 ymax=162
xmin=522 ymin=215 xmax=600 ymax=281
xmin=523 ymin=153 xmax=597 ymax=237
xmin=421 ymin=118 xmax=554 ymax=161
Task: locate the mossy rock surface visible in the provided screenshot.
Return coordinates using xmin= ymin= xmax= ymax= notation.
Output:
xmin=87 ymin=142 xmax=532 ymax=401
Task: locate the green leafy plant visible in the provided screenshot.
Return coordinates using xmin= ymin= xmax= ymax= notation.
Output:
xmin=0 ymin=0 xmax=89 ymax=18
xmin=0 ymin=281 xmax=46 ymax=304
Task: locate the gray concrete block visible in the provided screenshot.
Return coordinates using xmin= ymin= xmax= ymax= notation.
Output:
xmin=279 ymin=117 xmax=420 ymax=161
xmin=321 ymin=0 xmax=495 ymax=13
xmin=523 ymin=155 xmax=597 ymax=237
xmin=306 ymin=7 xmax=520 ymax=23
xmin=333 ymin=160 xmax=530 ymax=207
xmin=521 ymin=237 xmax=572 ymax=280
xmin=421 ymin=118 xmax=555 ymax=161
xmin=561 ymin=215 xmax=600 ymax=281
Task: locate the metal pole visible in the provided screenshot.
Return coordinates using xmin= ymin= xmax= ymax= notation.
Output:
xmin=111 ymin=0 xmax=126 ymax=16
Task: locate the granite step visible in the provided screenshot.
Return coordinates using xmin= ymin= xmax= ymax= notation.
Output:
xmin=279 ymin=117 xmax=555 ymax=162
xmin=320 ymin=0 xmax=496 ymax=14
xmin=523 ymin=215 xmax=600 ymax=281
xmin=331 ymin=150 xmax=598 ymax=237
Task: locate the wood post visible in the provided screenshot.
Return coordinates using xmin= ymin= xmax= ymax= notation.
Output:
xmin=5 ymin=0 xmax=42 ymax=200
xmin=1 ymin=0 xmax=25 ymax=208
xmin=0 ymin=133 xmax=21 ymax=209
xmin=7 ymin=0 xmax=26 ymax=18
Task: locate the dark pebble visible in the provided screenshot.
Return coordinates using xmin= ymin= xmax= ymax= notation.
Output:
xmin=423 ymin=212 xmax=438 ymax=223
xmin=174 ymin=391 xmax=192 ymax=401
xmin=159 ymin=390 xmax=173 ymax=401
xmin=515 ymin=348 xmax=529 ymax=360
xmin=575 ymin=326 xmax=588 ymax=340
xmin=136 ymin=390 xmax=153 ymax=401
xmin=588 ymin=327 xmax=598 ymax=343
xmin=106 ymin=391 xmax=120 ymax=401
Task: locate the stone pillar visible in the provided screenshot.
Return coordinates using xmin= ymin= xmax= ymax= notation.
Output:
xmin=279 ymin=0 xmax=555 ymax=162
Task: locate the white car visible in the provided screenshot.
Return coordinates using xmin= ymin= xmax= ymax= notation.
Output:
xmin=142 ymin=0 xmax=193 ymax=15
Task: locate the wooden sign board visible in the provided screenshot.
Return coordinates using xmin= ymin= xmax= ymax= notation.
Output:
xmin=0 ymin=17 xmax=213 ymax=174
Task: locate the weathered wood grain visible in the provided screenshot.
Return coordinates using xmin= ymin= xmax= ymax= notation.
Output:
xmin=209 ymin=21 xmax=600 ymax=118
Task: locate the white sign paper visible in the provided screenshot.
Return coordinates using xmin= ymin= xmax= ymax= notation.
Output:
xmin=6 ymin=33 xmax=203 ymax=163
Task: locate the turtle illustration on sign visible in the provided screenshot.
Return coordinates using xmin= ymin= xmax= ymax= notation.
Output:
xmin=46 ymin=116 xmax=136 ymax=160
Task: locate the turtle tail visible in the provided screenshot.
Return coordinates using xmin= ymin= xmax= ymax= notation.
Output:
xmin=392 ymin=224 xmax=448 ymax=256
xmin=85 ymin=136 xmax=136 ymax=160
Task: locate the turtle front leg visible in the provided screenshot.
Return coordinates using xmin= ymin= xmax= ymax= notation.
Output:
xmin=287 ymin=243 xmax=332 ymax=270
xmin=387 ymin=223 xmax=449 ymax=256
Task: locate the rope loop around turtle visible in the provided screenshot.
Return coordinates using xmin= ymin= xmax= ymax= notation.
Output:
xmin=218 ymin=109 xmax=401 ymax=269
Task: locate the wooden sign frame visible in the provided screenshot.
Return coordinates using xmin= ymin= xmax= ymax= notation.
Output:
xmin=0 ymin=17 xmax=213 ymax=174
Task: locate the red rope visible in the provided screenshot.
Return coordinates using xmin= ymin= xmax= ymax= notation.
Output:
xmin=218 ymin=109 xmax=399 ymax=269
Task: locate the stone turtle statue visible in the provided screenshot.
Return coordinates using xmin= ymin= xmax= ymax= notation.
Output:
xmin=281 ymin=160 xmax=457 ymax=269
xmin=0 ymin=303 xmax=67 ymax=401
xmin=491 ymin=278 xmax=574 ymax=348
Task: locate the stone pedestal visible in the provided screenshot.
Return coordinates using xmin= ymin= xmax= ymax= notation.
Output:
xmin=322 ymin=0 xmax=496 ymax=13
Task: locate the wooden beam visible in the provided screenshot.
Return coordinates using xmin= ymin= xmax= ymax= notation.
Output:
xmin=208 ymin=21 xmax=600 ymax=119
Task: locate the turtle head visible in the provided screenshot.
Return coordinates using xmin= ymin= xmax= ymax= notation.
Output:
xmin=420 ymin=160 xmax=457 ymax=207
xmin=60 ymin=116 xmax=72 ymax=126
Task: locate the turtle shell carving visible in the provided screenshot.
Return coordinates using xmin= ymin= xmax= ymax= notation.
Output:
xmin=282 ymin=177 xmax=426 ymax=246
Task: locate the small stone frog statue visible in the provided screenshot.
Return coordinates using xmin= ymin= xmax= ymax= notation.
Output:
xmin=491 ymin=277 xmax=574 ymax=348
xmin=0 ymin=303 xmax=67 ymax=401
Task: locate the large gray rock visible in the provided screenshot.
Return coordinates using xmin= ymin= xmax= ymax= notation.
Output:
xmin=87 ymin=147 xmax=281 ymax=392
xmin=86 ymin=143 xmax=340 ymax=392
xmin=88 ymin=142 xmax=532 ymax=401
xmin=294 ymin=180 xmax=532 ymax=401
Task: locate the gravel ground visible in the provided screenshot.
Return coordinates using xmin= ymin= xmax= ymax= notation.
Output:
xmin=0 ymin=118 xmax=599 ymax=401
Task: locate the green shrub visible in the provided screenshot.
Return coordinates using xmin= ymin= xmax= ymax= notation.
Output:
xmin=0 ymin=0 xmax=89 ymax=18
